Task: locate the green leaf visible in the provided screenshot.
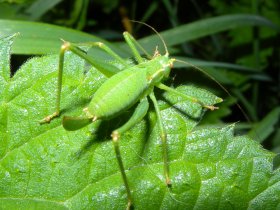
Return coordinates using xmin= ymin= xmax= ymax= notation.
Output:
xmin=25 ymin=0 xmax=63 ymax=20
xmin=0 ymin=19 xmax=117 ymax=55
xmin=136 ymin=14 xmax=280 ymax=53
xmin=1 ymin=35 xmax=279 ymax=209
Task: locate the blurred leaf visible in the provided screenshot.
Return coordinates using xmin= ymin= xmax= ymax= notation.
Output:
xmin=1 ymin=32 xmax=279 ymax=209
xmin=136 ymin=14 xmax=280 ymax=53
xmin=94 ymin=0 xmax=119 ymax=13
xmin=0 ymin=3 xmax=28 ymax=19
xmin=248 ymin=107 xmax=280 ymax=143
xmin=0 ymin=0 xmax=31 ymax=3
xmin=273 ymin=154 xmax=280 ymax=170
xmin=0 ymin=19 xmax=118 ymax=55
xmin=209 ymin=0 xmax=280 ymax=67
xmin=272 ymin=128 xmax=280 ymax=153
xmin=25 ymin=0 xmax=63 ymax=20
xmin=139 ymin=1 xmax=158 ymax=23
xmin=70 ymin=0 xmax=89 ymax=30
xmin=173 ymin=56 xmax=271 ymax=85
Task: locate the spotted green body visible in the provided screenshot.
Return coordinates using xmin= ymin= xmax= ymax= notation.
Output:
xmin=86 ymin=55 xmax=172 ymax=120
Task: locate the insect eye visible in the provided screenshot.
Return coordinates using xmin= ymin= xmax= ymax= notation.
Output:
xmin=169 ymin=59 xmax=175 ymax=68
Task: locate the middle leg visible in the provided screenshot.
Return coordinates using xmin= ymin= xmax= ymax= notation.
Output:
xmin=110 ymin=98 xmax=149 ymax=209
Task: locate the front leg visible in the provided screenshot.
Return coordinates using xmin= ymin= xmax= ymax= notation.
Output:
xmin=39 ymin=42 xmax=68 ymax=124
xmin=39 ymin=40 xmax=129 ymax=124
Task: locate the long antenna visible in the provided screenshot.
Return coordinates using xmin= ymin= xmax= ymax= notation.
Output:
xmin=129 ymin=20 xmax=169 ymax=55
xmin=176 ymin=58 xmax=253 ymax=125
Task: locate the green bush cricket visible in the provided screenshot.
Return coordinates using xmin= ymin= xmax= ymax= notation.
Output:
xmin=40 ymin=23 xmax=220 ymax=209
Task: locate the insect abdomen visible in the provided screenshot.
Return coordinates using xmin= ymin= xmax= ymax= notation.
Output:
xmin=88 ymin=68 xmax=148 ymax=119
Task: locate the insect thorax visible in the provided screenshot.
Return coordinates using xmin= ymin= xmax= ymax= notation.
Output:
xmin=143 ymin=54 xmax=174 ymax=85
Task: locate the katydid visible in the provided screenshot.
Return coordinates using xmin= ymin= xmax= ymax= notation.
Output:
xmin=40 ymin=27 xmax=219 ymax=209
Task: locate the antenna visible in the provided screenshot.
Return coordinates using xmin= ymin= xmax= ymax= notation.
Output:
xmin=129 ymin=20 xmax=169 ymax=55
xmin=175 ymin=58 xmax=253 ymax=125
